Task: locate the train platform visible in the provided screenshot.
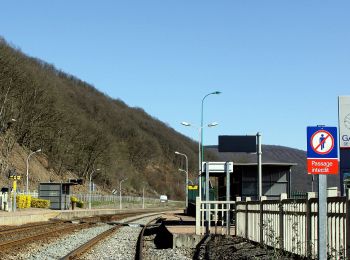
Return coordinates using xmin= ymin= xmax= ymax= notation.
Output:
xmin=158 ymin=210 xmax=203 ymax=249
xmin=159 ymin=210 xmax=236 ymax=249
xmin=0 ymin=207 xmax=162 ymax=226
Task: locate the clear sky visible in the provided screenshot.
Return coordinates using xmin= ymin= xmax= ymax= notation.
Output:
xmin=1 ymin=1 xmax=349 ymax=151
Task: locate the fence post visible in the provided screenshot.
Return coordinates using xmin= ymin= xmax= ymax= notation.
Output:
xmin=306 ymin=192 xmax=316 ymax=257
xmin=236 ymin=197 xmax=241 ymax=236
xmin=280 ymin=193 xmax=287 ymax=250
xmin=245 ymin=197 xmax=251 ymax=239
xmin=195 ymin=196 xmax=201 ymax=235
xmin=260 ymin=196 xmax=267 ymax=245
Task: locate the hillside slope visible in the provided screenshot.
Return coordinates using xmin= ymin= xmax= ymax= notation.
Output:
xmin=1 ymin=37 xmax=220 ymax=199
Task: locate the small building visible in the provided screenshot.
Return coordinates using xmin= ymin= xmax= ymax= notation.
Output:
xmin=39 ymin=182 xmax=76 ymax=210
xmin=206 ymin=146 xmax=297 ymax=200
xmin=218 ymin=162 xmax=295 ymax=200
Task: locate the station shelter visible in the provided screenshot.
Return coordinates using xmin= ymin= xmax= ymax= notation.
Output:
xmin=217 ymin=162 xmax=295 ymax=201
xmin=39 ymin=182 xmax=76 ymax=210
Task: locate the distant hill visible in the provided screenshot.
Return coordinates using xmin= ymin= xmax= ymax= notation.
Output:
xmin=206 ymin=145 xmax=340 ymax=193
xmin=1 ymin=37 xmax=220 ymax=199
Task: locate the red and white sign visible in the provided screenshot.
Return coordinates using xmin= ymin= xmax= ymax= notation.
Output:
xmin=307 ymin=126 xmax=339 ymax=175
xmin=310 ymin=130 xmax=334 ymax=155
xmin=307 ymin=158 xmax=338 ymax=175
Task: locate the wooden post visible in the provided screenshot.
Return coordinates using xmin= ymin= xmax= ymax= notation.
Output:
xmin=279 ymin=193 xmax=287 ymax=250
xmin=306 ymin=192 xmax=316 ymax=257
xmin=195 ymin=196 xmax=201 ymax=235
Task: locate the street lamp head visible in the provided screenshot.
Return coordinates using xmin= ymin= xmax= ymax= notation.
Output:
xmin=181 ymin=121 xmax=191 ymax=127
xmin=208 ymin=122 xmax=218 ymax=127
xmin=212 ymin=91 xmax=221 ymax=95
xmin=175 ymin=151 xmax=180 ymax=155
xmin=36 ymin=148 xmax=42 ymax=153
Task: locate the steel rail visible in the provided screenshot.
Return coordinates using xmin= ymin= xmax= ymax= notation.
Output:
xmin=135 ymin=217 xmax=161 ymax=260
xmin=0 ymin=221 xmax=60 ymax=235
xmin=0 ymin=223 xmax=91 ymax=250
xmin=61 ymin=213 xmax=162 ymax=260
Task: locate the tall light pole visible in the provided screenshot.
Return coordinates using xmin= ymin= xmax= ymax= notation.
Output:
xmin=181 ymin=121 xmax=218 ymax=200
xmin=175 ymin=151 xmax=188 ymax=211
xmin=26 ymin=148 xmax=42 ymax=194
xmin=201 ymin=91 xmax=221 ymax=202
xmin=89 ymin=168 xmax=100 ymax=210
xmin=119 ymin=178 xmax=127 ymax=209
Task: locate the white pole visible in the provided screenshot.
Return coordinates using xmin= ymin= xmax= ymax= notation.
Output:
xmin=119 ymin=178 xmax=127 ymax=209
xmin=175 ymin=152 xmax=189 ymax=211
xmin=89 ymin=171 xmax=93 ymax=210
xmin=26 ymin=149 xmax=41 ymax=194
xmin=318 ymin=174 xmax=327 ymax=259
xmin=198 ymin=127 xmax=202 ymax=201
xmin=257 ymin=133 xmax=262 ymax=199
xmin=89 ymin=168 xmax=100 ymax=210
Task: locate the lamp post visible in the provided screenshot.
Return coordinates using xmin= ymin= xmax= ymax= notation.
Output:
xmin=142 ymin=184 xmax=145 ymax=209
xmin=119 ymin=178 xmax=127 ymax=209
xmin=89 ymin=168 xmax=100 ymax=210
xmin=26 ymin=148 xmax=42 ymax=194
xmin=175 ymin=151 xmax=188 ymax=210
xmin=201 ymin=91 xmax=221 ymax=203
xmin=181 ymin=121 xmax=218 ymax=200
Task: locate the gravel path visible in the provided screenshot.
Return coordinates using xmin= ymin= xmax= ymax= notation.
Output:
xmin=145 ymin=240 xmax=195 ymax=260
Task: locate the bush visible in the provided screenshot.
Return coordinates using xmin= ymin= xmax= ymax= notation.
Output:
xmin=31 ymin=198 xmax=50 ymax=208
xmin=70 ymin=196 xmax=78 ymax=203
xmin=16 ymin=195 xmax=32 ymax=208
xmin=76 ymin=200 xmax=84 ymax=208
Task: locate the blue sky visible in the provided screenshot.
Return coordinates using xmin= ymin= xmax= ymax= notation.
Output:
xmin=1 ymin=1 xmax=349 ymax=150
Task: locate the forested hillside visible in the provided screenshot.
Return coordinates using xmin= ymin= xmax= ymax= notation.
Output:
xmin=0 ymin=37 xmax=217 ymax=199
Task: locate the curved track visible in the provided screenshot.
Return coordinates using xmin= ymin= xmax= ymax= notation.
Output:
xmin=135 ymin=217 xmax=161 ymax=260
xmin=61 ymin=213 xmax=161 ymax=260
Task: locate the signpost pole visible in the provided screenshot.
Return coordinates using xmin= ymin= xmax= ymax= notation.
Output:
xmin=257 ymin=132 xmax=262 ymax=199
xmin=318 ymin=174 xmax=327 ymax=260
xmin=226 ymin=162 xmax=231 ymax=235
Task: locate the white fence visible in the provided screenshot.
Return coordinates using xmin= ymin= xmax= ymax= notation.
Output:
xmin=74 ymin=194 xmax=161 ymax=204
xmin=195 ymin=197 xmax=236 ymax=235
xmin=235 ymin=194 xmax=350 ymax=259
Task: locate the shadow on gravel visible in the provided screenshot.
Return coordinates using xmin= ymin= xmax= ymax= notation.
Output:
xmin=193 ymin=235 xmax=308 ymax=260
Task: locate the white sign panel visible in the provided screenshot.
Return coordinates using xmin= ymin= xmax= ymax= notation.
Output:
xmin=339 ymin=96 xmax=350 ymax=148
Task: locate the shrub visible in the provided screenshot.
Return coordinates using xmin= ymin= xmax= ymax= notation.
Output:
xmin=76 ymin=200 xmax=84 ymax=208
xmin=70 ymin=196 xmax=78 ymax=203
xmin=31 ymin=198 xmax=50 ymax=208
xmin=16 ymin=195 xmax=32 ymax=208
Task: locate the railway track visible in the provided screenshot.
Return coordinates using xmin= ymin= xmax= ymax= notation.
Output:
xmin=0 ymin=222 xmax=92 ymax=251
xmin=135 ymin=217 xmax=161 ymax=260
xmin=61 ymin=213 xmax=161 ymax=260
xmin=0 ymin=210 xmax=164 ymax=259
xmin=0 ymin=220 xmax=62 ymax=235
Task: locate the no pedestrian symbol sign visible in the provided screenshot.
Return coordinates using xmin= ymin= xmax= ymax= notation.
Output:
xmin=307 ymin=126 xmax=339 ymax=175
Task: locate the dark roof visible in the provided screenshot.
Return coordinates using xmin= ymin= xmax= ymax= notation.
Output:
xmin=206 ymin=145 xmax=298 ymax=166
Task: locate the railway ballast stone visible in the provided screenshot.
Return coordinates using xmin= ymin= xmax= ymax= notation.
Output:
xmin=198 ymin=235 xmax=300 ymax=260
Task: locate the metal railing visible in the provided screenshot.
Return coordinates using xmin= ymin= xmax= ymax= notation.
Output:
xmin=235 ymin=193 xmax=350 ymax=259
